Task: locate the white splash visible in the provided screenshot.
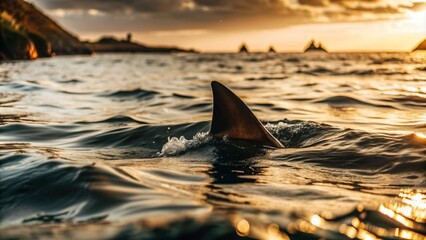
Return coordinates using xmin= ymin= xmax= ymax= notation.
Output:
xmin=159 ymin=132 xmax=212 ymax=156
xmin=265 ymin=122 xmax=289 ymax=135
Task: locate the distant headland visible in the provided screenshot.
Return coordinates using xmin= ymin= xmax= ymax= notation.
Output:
xmin=0 ymin=0 xmax=195 ymax=61
xmin=86 ymin=35 xmax=196 ymax=54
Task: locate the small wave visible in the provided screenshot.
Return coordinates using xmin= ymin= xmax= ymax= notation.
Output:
xmin=266 ymin=120 xmax=334 ymax=148
xmin=417 ymin=66 xmax=426 ymax=71
xmin=0 ymin=114 xmax=32 ymax=125
xmin=172 ymin=93 xmax=195 ymax=99
xmin=184 ymin=56 xmax=222 ymax=63
xmin=100 ymin=89 xmax=158 ymax=99
xmin=346 ymin=69 xmax=409 ymax=76
xmin=77 ymin=121 xmax=209 ymax=150
xmin=58 ymin=79 xmax=82 ymax=84
xmin=370 ymin=57 xmax=404 ymax=64
xmin=270 ymin=126 xmax=426 ymax=175
xmin=296 ymin=68 xmax=409 ymax=76
xmin=0 ymin=123 xmax=90 ymax=144
xmin=0 ymin=93 xmax=22 ymax=107
xmin=302 ymin=83 xmax=317 ymax=87
xmin=390 ymin=95 xmax=426 ymax=107
xmin=76 ymin=115 xmax=148 ymax=125
xmin=297 ymin=67 xmax=335 ymax=75
xmin=245 ymin=76 xmax=288 ymax=81
xmin=314 ymin=95 xmax=396 ymax=108
xmin=6 ymin=82 xmax=44 ymax=92
xmin=180 ymin=103 xmax=211 ymax=112
xmin=0 ymin=156 xmax=204 ymax=227
xmin=159 ymin=132 xmax=211 ymax=156
xmin=346 ymin=69 xmax=375 ymax=75
xmin=285 ymin=57 xmax=300 ymax=62
xmin=315 ymin=96 xmax=369 ymax=105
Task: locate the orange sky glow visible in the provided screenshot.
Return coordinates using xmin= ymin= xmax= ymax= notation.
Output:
xmin=30 ymin=0 xmax=426 ymax=52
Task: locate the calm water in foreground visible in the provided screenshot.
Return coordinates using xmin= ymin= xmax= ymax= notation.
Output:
xmin=0 ymin=52 xmax=425 ymax=239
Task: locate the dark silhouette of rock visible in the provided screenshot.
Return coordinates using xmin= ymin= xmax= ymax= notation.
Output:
xmin=0 ymin=21 xmax=38 ymax=60
xmin=239 ymin=43 xmax=249 ymax=53
xmin=27 ymin=32 xmax=51 ymax=58
xmin=268 ymin=46 xmax=276 ymax=53
xmin=126 ymin=33 xmax=132 ymax=42
xmin=86 ymin=36 xmax=197 ymax=53
xmin=97 ymin=36 xmax=121 ymax=44
xmin=0 ymin=0 xmax=92 ymax=60
xmin=303 ymin=39 xmax=328 ymax=53
xmin=412 ymin=38 xmax=426 ymax=51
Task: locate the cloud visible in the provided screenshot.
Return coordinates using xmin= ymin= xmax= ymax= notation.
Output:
xmin=30 ymin=0 xmax=424 ymax=16
xmin=28 ymin=0 xmax=425 ymax=33
xmin=30 ymin=0 xmax=189 ymax=13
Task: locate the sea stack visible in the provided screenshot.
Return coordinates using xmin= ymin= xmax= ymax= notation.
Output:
xmin=268 ymin=46 xmax=276 ymax=53
xmin=412 ymin=38 xmax=426 ymax=51
xmin=239 ymin=43 xmax=249 ymax=53
xmin=303 ymin=39 xmax=327 ymax=53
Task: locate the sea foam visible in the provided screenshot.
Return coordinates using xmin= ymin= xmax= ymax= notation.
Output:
xmin=159 ymin=132 xmax=211 ymax=156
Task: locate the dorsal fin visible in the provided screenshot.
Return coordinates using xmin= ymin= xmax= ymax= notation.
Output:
xmin=209 ymin=81 xmax=283 ymax=148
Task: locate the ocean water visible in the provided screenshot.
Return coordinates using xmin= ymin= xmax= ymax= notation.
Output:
xmin=0 ymin=52 xmax=425 ymax=239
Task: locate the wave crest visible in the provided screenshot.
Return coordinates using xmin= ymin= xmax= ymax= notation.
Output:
xmin=159 ymin=132 xmax=212 ymax=156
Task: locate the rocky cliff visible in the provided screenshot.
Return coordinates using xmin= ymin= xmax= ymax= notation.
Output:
xmin=0 ymin=0 xmax=92 ymax=60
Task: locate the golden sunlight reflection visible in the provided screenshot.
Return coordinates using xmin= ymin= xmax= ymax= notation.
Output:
xmin=292 ymin=190 xmax=426 ymax=239
xmin=378 ymin=204 xmax=414 ymax=228
xmin=266 ymin=223 xmax=290 ymax=240
xmin=397 ymin=190 xmax=426 ymax=221
xmin=399 ymin=190 xmax=426 ymax=207
xmin=339 ymin=224 xmax=358 ymax=238
xmin=236 ymin=219 xmax=250 ymax=237
xmin=413 ymin=132 xmax=426 ymax=144
xmin=294 ymin=219 xmax=316 ymax=234
xmin=351 ymin=217 xmax=360 ymax=228
xmin=394 ymin=228 xmax=426 ymax=239
xmin=309 ymin=214 xmax=322 ymax=227
xmin=356 ymin=228 xmax=378 ymax=240
xmin=232 ymin=216 xmax=292 ymax=240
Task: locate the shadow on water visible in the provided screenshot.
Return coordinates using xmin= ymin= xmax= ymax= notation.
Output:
xmin=201 ymin=141 xmax=269 ymax=209
xmin=208 ymin=141 xmax=267 ymax=184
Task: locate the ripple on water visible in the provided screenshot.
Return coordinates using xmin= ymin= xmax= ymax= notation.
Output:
xmin=1 ymin=53 xmax=426 ymax=239
xmin=314 ymin=95 xmax=396 ymax=109
xmin=100 ymin=88 xmax=159 ymax=100
xmin=0 ymin=154 xmax=207 ymax=227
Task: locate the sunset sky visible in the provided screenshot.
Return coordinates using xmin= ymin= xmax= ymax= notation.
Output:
xmin=29 ymin=0 xmax=426 ymax=52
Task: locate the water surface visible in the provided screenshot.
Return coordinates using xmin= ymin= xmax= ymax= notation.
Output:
xmin=1 ymin=52 xmax=425 ymax=239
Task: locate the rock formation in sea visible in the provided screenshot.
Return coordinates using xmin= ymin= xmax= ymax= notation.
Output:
xmin=86 ymin=36 xmax=196 ymax=53
xmin=303 ymin=39 xmax=328 ymax=53
xmin=412 ymin=38 xmax=426 ymax=51
xmin=239 ymin=43 xmax=249 ymax=53
xmin=0 ymin=0 xmax=92 ymax=60
xmin=268 ymin=46 xmax=276 ymax=53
